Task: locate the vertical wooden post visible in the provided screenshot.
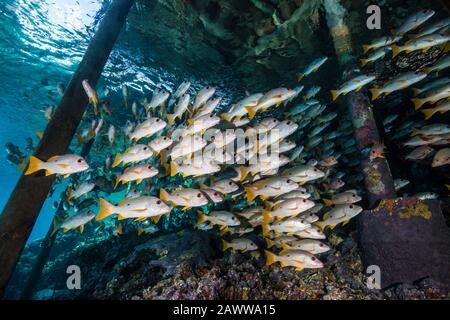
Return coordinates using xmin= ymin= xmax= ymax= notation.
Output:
xmin=0 ymin=0 xmax=134 ymax=298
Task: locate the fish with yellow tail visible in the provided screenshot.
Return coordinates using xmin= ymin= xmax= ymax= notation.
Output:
xmin=262 ymin=216 xmax=310 ymax=237
xmin=280 ymin=239 xmax=330 ymax=255
xmin=173 ymin=81 xmax=191 ymax=99
xmin=146 ymin=89 xmax=170 ymax=112
xmin=222 ymin=238 xmax=258 ymax=252
xmin=431 ymin=148 xmax=450 ymax=167
xmin=149 ymin=136 xmax=173 ymax=154
xmin=239 ymin=154 xmax=290 ymax=181
xmin=254 ymin=120 xmax=298 ymax=152
xmin=197 ymin=210 xmax=240 ymax=230
xmin=160 ymin=188 xmax=209 ymax=210
xmin=296 ymin=56 xmax=328 ymax=82
xmin=169 ymin=134 xmax=207 ymax=160
xmin=112 ymin=144 xmax=154 ymax=168
xmin=170 ymin=158 xmax=221 ymax=177
xmin=192 ymin=86 xmax=215 ymax=110
xmin=82 ymin=80 xmax=99 ymax=115
xmin=25 ymin=154 xmax=89 ymax=177
xmin=360 ymin=47 xmax=391 ymax=67
xmin=245 ymin=88 xmax=296 ymax=119
xmin=391 ymin=9 xmax=435 ymax=36
xmin=370 ymin=72 xmax=427 ymax=101
xmin=128 ymin=117 xmax=167 ymax=142
xmin=422 ymin=55 xmax=450 ymax=74
xmin=411 ymin=83 xmax=450 ymax=110
xmin=420 ymin=100 xmax=450 ymax=120
xmin=96 ymin=196 xmax=170 ymax=223
xmin=262 ymin=197 xmax=315 ymax=221
xmin=201 ymin=178 xmax=240 ymax=195
xmin=193 ymin=97 xmax=221 ymax=118
xmin=391 ymin=33 xmax=450 ymax=58
xmin=410 ymin=124 xmax=450 ymax=136
xmin=315 ymin=204 xmax=362 ymax=231
xmin=66 ymin=181 xmax=95 ymax=202
xmin=244 ymin=177 xmax=299 ymax=202
xmin=322 ymin=190 xmax=361 ymax=206
xmin=137 ymin=224 xmax=159 ymax=236
xmin=185 ymin=114 xmax=220 ymax=135
xmin=221 ymin=93 xmax=263 ymax=122
xmin=114 ymin=164 xmax=158 ymax=189
xmin=330 ymin=75 xmax=376 ymax=101
xmin=167 ymin=93 xmax=190 ymax=126
xmin=53 ymin=208 xmax=96 ymax=235
xmin=281 ymin=165 xmax=325 ymax=184
xmin=265 ymin=249 xmax=323 ymax=271
xmin=362 ymin=35 xmax=401 ymax=53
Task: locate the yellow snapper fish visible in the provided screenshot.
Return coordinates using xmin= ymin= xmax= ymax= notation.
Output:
xmin=323 ymin=190 xmax=362 ymax=206
xmin=56 ymin=208 xmax=96 ymax=234
xmin=220 ymin=226 xmax=254 ymax=237
xmin=137 ymin=224 xmax=159 ymax=236
xmin=186 ymin=114 xmax=220 ymax=135
xmin=280 ymin=239 xmax=330 ymax=254
xmin=25 ymin=154 xmax=89 ymax=176
xmin=411 ymin=83 xmax=450 ymax=110
xmin=115 ymin=164 xmax=158 ymax=188
xmin=431 ymin=148 xmax=450 ymax=167
xmin=420 ymin=99 xmax=450 ymax=120
xmin=248 ymin=214 xmax=264 ymax=227
xmin=282 ymin=165 xmax=325 ymax=184
xmin=169 ymin=134 xmax=207 ymax=160
xmin=392 ymin=33 xmax=450 ymax=58
xmin=167 ymin=93 xmax=190 ymax=126
xmin=411 ymin=124 xmax=450 ymax=136
xmin=67 ymin=181 xmax=95 ymax=201
xmin=392 ymin=9 xmax=435 ymax=36
xmin=173 ymin=81 xmax=191 ymax=99
xmin=245 ymin=88 xmax=296 ymax=119
xmin=170 ymin=158 xmax=221 ymax=177
xmin=202 ymin=146 xmax=234 ymax=164
xmin=256 ymin=120 xmax=299 ymax=152
xmin=235 ymin=206 xmax=263 ymax=220
xmin=201 ymin=178 xmax=240 ymax=195
xmin=298 ymin=212 xmax=319 ymax=224
xmin=82 ymin=79 xmax=99 ymax=115
xmin=330 ymin=75 xmax=376 ymax=101
xmin=208 ymin=129 xmax=236 ymax=149
xmin=244 ymin=176 xmax=299 ymax=202
xmin=262 ymin=216 xmax=311 ymax=236
xmin=160 ymin=188 xmax=209 ymax=210
xmin=222 ymin=238 xmax=258 ymax=252
xmin=201 ymin=188 xmax=224 ymax=203
xmin=278 ymin=189 xmax=311 ymax=200
xmin=403 ymin=135 xmax=443 ymax=147
xmin=318 ymin=156 xmax=338 ymax=167
xmin=265 ymin=249 xmax=323 ymax=270
xmin=112 ymin=144 xmax=154 ymax=167
xmin=239 ymin=154 xmax=290 ymax=181
xmin=96 ymin=196 xmax=171 ymax=223
xmin=146 ymin=88 xmax=170 ymax=111
xmin=149 ymin=136 xmax=173 ymax=154
xmin=265 ymin=235 xmax=299 ymax=248
xmin=128 ymin=117 xmax=167 ymax=142
xmin=370 ymin=72 xmax=427 ymax=101
xmin=360 ymin=47 xmax=392 ymax=67
xmin=232 ymin=117 xmax=250 ymax=127
xmin=247 ymin=118 xmax=280 ymax=136
xmin=296 ymin=225 xmax=326 ymax=239
xmin=197 ymin=210 xmax=240 ymax=229
xmin=412 ymin=17 xmax=450 ymax=38
xmin=362 ymin=35 xmax=402 ymax=53
xmin=315 ymin=204 xmax=363 ymax=230
xmin=405 ymin=145 xmax=434 ymax=160
xmin=221 ymin=93 xmax=263 ymax=122
xmin=193 ymin=97 xmax=222 ymax=118
xmin=276 ymin=140 xmax=296 ymax=153
xmin=193 ymin=86 xmax=216 ymax=110
xmin=262 ymin=197 xmax=315 ymax=221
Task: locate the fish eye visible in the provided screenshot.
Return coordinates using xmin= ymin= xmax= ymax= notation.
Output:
xmin=302 ymin=199 xmax=306 ymax=202
xmin=197 ymin=193 xmax=202 ymax=198
xmin=156 ymin=118 xmax=160 ymax=122
xmin=214 ymin=192 xmax=219 ymax=196
xmin=143 ymin=147 xmax=148 ymax=150
xmin=287 ymin=179 xmax=292 ymax=183
xmin=209 ymin=114 xmax=214 ymax=118
xmin=77 ymin=159 xmax=82 ymax=163
xmin=350 ymin=205 xmax=354 ymax=209
xmin=148 ymin=165 xmax=152 ymax=169
xmin=156 ymin=200 xmax=161 ymax=205
xmin=319 ymin=244 xmax=323 ymax=247
xmin=163 ymin=137 xmax=167 ymax=140
xmin=232 ymin=217 xmax=236 ymax=220
xmin=228 ymin=181 xmax=233 ymax=185
xmin=309 ymin=213 xmax=313 ymax=217
xmin=273 ymin=119 xmax=277 ymax=123
xmin=352 ymin=194 xmax=356 ymax=197
xmin=311 ymin=257 xmax=316 ymax=261
xmin=301 ymin=219 xmax=305 ymax=223
xmin=313 ymin=169 xmax=317 ymax=172
xmin=211 ymin=136 xmax=215 ymax=141
xmin=287 ymin=255 xmax=290 ymax=257
xmin=286 ymin=121 xmax=291 ymax=125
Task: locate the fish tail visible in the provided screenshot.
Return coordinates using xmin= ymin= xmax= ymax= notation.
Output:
xmin=420 ymin=108 xmax=436 ymax=120
xmin=159 ymin=188 xmax=170 ymax=203
xmin=36 ymin=131 xmax=43 ymax=139
xmin=297 ymin=74 xmax=304 ymax=82
xmin=221 ymin=113 xmax=232 ymax=122
xmin=323 ymin=198 xmax=333 ymax=206
xmin=262 ymin=211 xmax=273 ymax=225
xmin=391 ymin=45 xmax=401 ymax=58
xmin=222 ymin=239 xmax=230 ymax=251
xmin=170 ymin=161 xmax=179 ymax=177
xmin=244 ymin=186 xmax=257 ymax=202
xmin=264 ymin=250 xmax=278 ymax=266
xmin=330 ymin=90 xmax=340 ymax=102
xmin=265 ymin=238 xmax=274 ymax=249
xmin=369 ymin=88 xmax=382 ymax=101
xmin=360 ymin=59 xmax=368 ymax=67
xmin=315 ymin=221 xmax=325 ymax=231
xmin=167 ymin=113 xmax=175 ymax=126
xmin=245 ymin=106 xmax=257 ymax=120
xmin=280 ymin=243 xmax=290 ymax=253
xmin=96 ymin=198 xmax=115 ymax=221
xmin=114 ymin=178 xmax=121 ymax=189
xmin=24 ymin=155 xmax=44 ymax=175
xmin=112 ymin=153 xmax=122 ymax=168
xmin=197 ymin=210 xmax=208 ymax=224
xmin=362 ymin=45 xmax=370 ymax=54
xmin=261 ymin=222 xmax=270 ymax=237
xmin=411 ymin=98 xmax=425 ymax=110
xmin=137 ymin=227 xmax=144 ymax=236
xmin=116 ymin=223 xmax=123 ymax=236
xmin=239 ymin=165 xmax=249 ymax=181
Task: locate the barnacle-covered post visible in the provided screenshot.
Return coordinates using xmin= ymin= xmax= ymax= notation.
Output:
xmin=0 ymin=0 xmax=134 ymax=298
xmin=324 ymin=0 xmax=450 ymax=288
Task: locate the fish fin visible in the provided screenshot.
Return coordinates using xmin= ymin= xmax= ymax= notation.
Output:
xmin=181 ymin=206 xmax=191 ymax=211
xmin=262 ymin=211 xmax=273 ymax=225
xmin=24 ymin=155 xmax=44 ymax=175
xmin=391 ymin=45 xmax=401 ymax=57
xmin=221 ymin=113 xmax=232 ymax=122
xmin=264 ymin=250 xmax=277 ymax=266
xmin=36 ymin=131 xmax=43 ymax=139
xmin=79 ymin=225 xmax=84 ymax=234
xmin=222 ymin=239 xmax=230 ymax=251
xmin=244 ymin=186 xmax=257 ymax=202
xmin=411 ymin=98 xmax=424 ymax=110
xmin=197 ymin=210 xmax=208 ymax=224
xmin=261 ymin=222 xmax=270 ymax=237
xmin=66 ymin=187 xmax=73 ymax=202
xmin=63 ymin=227 xmax=70 ymax=233
xmin=323 ymin=212 xmax=330 ymax=220
xmin=96 ymin=198 xmax=115 ymax=221
xmin=330 ymin=90 xmax=340 ymax=102
xmin=239 ymin=165 xmax=249 ymax=181
xmin=199 ymin=183 xmax=208 ymax=190
xmin=280 ymin=243 xmax=290 ymax=252
xmin=114 ymin=178 xmax=121 ymax=189
xmin=137 ymin=227 xmax=144 ymax=236
xmin=116 ymin=223 xmax=123 ymax=235
xmin=159 ymin=188 xmax=170 ymax=202
xmin=166 ymin=113 xmax=175 ymax=126
xmin=152 ymin=215 xmax=162 ymax=224
xmin=117 ymin=214 xmax=127 ymax=220
xmin=362 ymin=45 xmax=370 ymax=54
xmin=323 ymin=198 xmax=333 ymax=206
xmin=295 ymin=267 xmax=304 ymax=271
xmin=342 ymin=219 xmax=349 ymax=226
xmin=265 ymin=238 xmax=274 ymax=249
xmin=136 ymin=179 xmax=142 ymax=184
xmin=170 ymin=161 xmax=179 ymax=177
xmin=112 ymin=153 xmax=122 ymax=168
xmin=315 ymin=221 xmax=324 ymax=231
xmin=420 ymin=108 xmax=435 ymax=120
xmin=245 ymin=106 xmax=257 ymax=120
xmin=360 ymin=59 xmax=368 ymax=67
xmin=369 ymin=88 xmax=382 ymax=101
